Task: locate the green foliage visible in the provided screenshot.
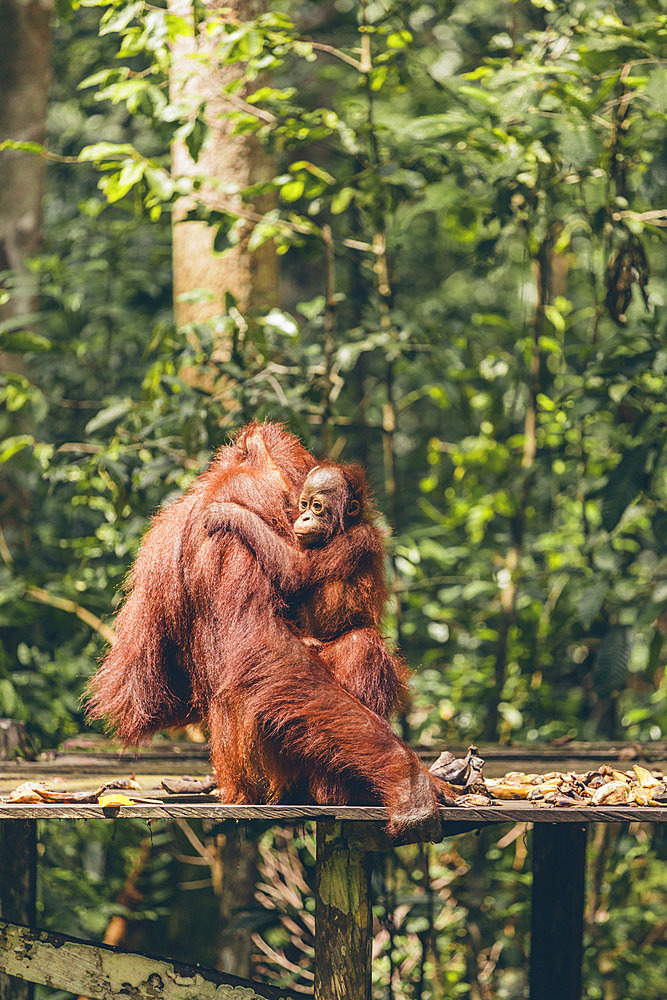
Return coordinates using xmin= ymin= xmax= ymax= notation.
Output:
xmin=593 ymin=628 xmax=632 ymax=697
xmin=1 ymin=3 xmax=666 ymax=996
xmin=601 ymin=444 xmax=651 ymax=532
xmin=1 ymin=0 xmax=665 ymax=751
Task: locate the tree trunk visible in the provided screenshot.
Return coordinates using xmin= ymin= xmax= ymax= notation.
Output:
xmin=167 ymin=0 xmax=278 ymax=979
xmin=212 ymin=825 xmax=260 ymax=978
xmin=0 ymin=0 xmax=52 ymax=339
xmin=168 ymin=0 xmax=277 ymax=331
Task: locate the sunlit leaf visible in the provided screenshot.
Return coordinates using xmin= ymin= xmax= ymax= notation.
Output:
xmin=601 ymin=445 xmax=650 ymax=532
xmin=593 ymin=629 xmax=631 ymax=696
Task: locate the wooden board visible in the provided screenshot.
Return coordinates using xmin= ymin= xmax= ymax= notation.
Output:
xmin=2 ymin=739 xmax=665 ymax=783
xmin=0 ymin=801 xmax=665 ymax=824
xmin=0 ymin=920 xmax=302 ymax=1000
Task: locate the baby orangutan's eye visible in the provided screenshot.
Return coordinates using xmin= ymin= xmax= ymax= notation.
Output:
xmin=299 ymin=498 xmax=308 ymax=510
xmin=312 ymin=500 xmax=324 ymax=514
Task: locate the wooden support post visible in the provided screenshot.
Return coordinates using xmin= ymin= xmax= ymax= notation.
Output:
xmin=0 ymin=719 xmax=36 ymax=1000
xmin=0 ymin=823 xmax=36 ymax=1000
xmin=530 ymin=823 xmax=588 ymax=1000
xmin=315 ymin=820 xmax=372 ymax=1000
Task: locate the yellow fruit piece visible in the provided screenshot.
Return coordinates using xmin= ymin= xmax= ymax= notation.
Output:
xmin=485 ymin=781 xmax=530 ymax=800
xmin=592 ymin=781 xmax=630 ymax=805
xmin=98 ymin=793 xmax=133 ymax=808
xmin=632 ymin=765 xmax=658 ymax=788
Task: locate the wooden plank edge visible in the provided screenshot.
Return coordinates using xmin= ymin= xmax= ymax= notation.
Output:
xmin=0 ymin=921 xmax=304 ymax=1000
xmin=0 ymin=803 xmax=665 ymax=823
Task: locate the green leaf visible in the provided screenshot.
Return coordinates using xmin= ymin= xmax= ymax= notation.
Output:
xmin=105 ymin=160 xmax=145 ymax=203
xmin=289 ymin=160 xmax=335 ymax=184
xmin=176 ymin=289 xmax=216 ymax=305
xmin=213 ymin=213 xmax=239 ymax=253
xmin=402 ymin=113 xmax=478 ymax=141
xmin=99 ymin=1 xmax=143 ymax=36
xmin=601 ymin=445 xmax=650 ymax=532
xmin=592 ymin=629 xmax=631 ymax=697
xmin=144 ymin=167 xmax=177 ymax=201
xmin=543 ymin=304 xmax=565 ymax=333
xmin=387 ymin=30 xmax=412 ymax=49
xmin=165 ymin=12 xmax=192 ymax=41
xmin=0 ymin=312 xmax=44 ymax=335
xmin=0 ymin=330 xmax=51 ymax=352
xmin=79 ymin=142 xmax=137 ymax=163
xmin=331 ymin=187 xmax=355 ymax=215
xmin=280 ymin=179 xmax=305 ymax=202
xmin=370 ymin=66 xmax=388 ymax=92
xmin=292 ymin=41 xmax=315 ymax=60
xmin=297 ymin=296 xmax=325 ymax=320
xmin=457 ymin=85 xmax=498 ymax=107
xmin=247 ymin=220 xmax=282 ymax=252
xmin=0 ymin=140 xmax=45 ymax=155
xmin=78 ymin=69 xmax=125 ymax=91
xmin=185 ymin=118 xmax=207 ymax=162
xmin=85 ymin=400 xmax=133 ymax=436
xmin=0 ymin=435 xmax=34 ymax=463
xmin=576 ymin=581 xmax=607 ymax=630
xmin=261 ymin=309 xmax=299 ymax=339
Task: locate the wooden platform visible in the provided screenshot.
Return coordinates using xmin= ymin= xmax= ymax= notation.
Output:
xmin=1 ymin=740 xmax=665 ymax=1000
xmin=2 ymin=737 xmax=664 ymax=825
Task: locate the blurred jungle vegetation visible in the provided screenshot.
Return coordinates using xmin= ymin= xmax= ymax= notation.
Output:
xmin=0 ymin=0 xmax=665 ymax=997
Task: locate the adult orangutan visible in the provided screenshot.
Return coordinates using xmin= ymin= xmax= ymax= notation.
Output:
xmin=87 ymin=422 xmax=456 ymax=834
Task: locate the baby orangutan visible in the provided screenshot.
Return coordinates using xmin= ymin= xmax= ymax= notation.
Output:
xmin=205 ymin=464 xmax=407 ymax=720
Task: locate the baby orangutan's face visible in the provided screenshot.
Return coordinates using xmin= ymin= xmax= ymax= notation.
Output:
xmin=293 ymin=468 xmax=360 ymax=548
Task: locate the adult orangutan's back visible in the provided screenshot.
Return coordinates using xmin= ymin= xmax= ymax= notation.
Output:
xmin=86 ymin=423 xmax=316 ymax=744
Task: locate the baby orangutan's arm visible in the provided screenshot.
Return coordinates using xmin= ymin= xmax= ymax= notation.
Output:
xmin=205 ymin=502 xmax=379 ymax=595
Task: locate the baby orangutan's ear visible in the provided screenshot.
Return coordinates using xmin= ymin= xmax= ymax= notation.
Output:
xmin=347 ymin=498 xmax=361 ymax=517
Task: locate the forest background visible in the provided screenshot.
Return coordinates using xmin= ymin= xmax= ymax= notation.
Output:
xmin=0 ymin=0 xmax=665 ymax=998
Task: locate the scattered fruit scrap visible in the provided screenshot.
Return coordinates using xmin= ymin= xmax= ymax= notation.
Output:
xmin=160 ymin=776 xmax=217 ymax=795
xmin=483 ymin=764 xmax=667 ymax=807
xmin=430 ymin=748 xmax=667 ymax=807
xmin=4 ymin=759 xmax=666 ymax=810
xmin=3 ymin=778 xmax=155 ymax=806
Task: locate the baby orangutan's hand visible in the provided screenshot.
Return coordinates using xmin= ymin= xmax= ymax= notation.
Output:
xmin=204 ymin=501 xmax=243 ymax=536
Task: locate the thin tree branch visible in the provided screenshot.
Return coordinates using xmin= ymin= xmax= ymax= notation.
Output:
xmin=308 ymin=41 xmax=362 ymax=71
xmin=25 ymin=587 xmax=113 ymax=643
